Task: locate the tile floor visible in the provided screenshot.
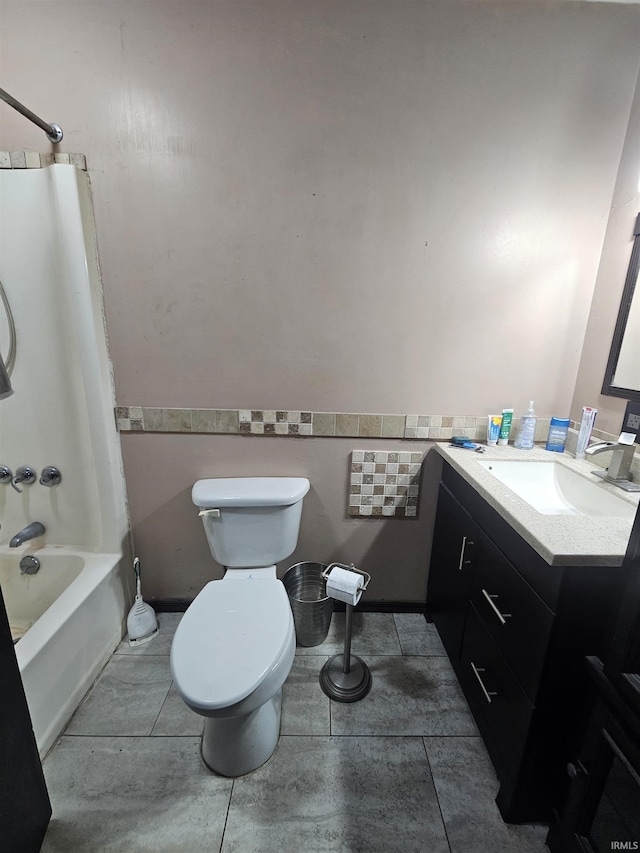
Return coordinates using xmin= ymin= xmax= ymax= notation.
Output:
xmin=41 ymin=612 xmax=549 ymax=852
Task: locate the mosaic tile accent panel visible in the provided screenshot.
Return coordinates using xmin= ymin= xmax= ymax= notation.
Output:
xmin=0 ymin=151 xmax=87 ymax=170
xmin=239 ymin=409 xmax=313 ymax=436
xmin=349 ymin=450 xmax=423 ymax=518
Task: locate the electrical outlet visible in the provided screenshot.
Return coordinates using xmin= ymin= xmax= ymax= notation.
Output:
xmin=622 ymin=401 xmax=640 ymax=444
xmin=628 ymin=413 xmax=640 ymax=431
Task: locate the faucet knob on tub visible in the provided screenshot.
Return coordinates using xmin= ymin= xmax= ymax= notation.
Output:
xmin=0 ymin=465 xmax=12 ymax=485
xmin=12 ymin=465 xmax=37 ymax=493
xmin=40 ymin=466 xmax=62 ymax=487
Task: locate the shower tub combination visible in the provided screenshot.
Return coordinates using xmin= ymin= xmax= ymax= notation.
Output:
xmin=0 ymin=163 xmax=131 ymax=757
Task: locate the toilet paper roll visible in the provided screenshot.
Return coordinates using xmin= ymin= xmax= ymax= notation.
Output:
xmin=326 ymin=566 xmax=364 ymax=606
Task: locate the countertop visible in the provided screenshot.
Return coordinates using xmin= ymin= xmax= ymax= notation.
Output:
xmin=434 ymin=443 xmax=639 ymax=567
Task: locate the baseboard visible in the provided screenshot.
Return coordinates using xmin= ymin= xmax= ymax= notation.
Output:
xmin=151 ymin=598 xmax=425 ymax=614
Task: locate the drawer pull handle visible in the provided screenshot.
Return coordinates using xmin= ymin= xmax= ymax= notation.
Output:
xmin=566 ymin=761 xmax=587 ymax=781
xmin=481 ymin=588 xmax=512 ymax=625
xmin=471 ymin=661 xmax=497 ymax=704
xmin=457 ymin=536 xmax=474 ymax=571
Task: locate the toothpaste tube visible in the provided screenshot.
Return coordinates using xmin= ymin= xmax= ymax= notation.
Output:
xmin=575 ymin=407 xmax=597 ymax=460
xmin=487 ymin=415 xmax=501 ymax=446
xmin=498 ymin=408 xmax=514 ymax=446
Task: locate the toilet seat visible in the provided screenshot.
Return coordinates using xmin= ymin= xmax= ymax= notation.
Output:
xmin=171 ymin=578 xmax=292 ymax=712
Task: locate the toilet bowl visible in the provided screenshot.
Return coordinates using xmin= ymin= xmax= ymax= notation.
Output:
xmin=170 ymin=477 xmax=309 ymax=777
xmin=171 ymin=571 xmax=296 ymax=776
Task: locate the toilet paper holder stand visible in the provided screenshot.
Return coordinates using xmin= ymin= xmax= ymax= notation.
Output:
xmin=319 ymin=562 xmax=372 ymax=703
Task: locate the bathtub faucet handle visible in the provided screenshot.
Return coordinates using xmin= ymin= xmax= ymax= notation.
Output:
xmin=40 ymin=466 xmax=62 ymax=487
xmin=12 ymin=466 xmax=37 ymax=493
xmin=0 ymin=465 xmax=12 ymax=485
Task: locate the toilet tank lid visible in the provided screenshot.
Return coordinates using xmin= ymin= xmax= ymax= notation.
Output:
xmin=192 ymin=477 xmax=310 ymax=508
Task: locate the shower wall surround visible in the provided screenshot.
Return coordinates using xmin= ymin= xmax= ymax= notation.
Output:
xmin=0 ymin=157 xmax=128 ymax=553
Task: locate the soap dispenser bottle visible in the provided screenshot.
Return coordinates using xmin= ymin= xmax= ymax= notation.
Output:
xmin=514 ymin=401 xmax=537 ymax=450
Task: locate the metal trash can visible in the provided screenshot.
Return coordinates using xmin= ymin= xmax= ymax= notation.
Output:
xmin=283 ymin=561 xmax=334 ymax=647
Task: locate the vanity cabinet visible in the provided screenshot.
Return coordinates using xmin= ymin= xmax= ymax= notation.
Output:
xmin=426 ymin=461 xmax=624 ymax=823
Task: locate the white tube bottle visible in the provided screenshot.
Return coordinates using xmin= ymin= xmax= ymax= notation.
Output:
xmin=575 ymin=407 xmax=597 ymax=459
xmin=514 ymin=401 xmax=537 ymax=449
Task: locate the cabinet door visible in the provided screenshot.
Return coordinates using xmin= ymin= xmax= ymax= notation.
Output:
xmin=427 ymin=483 xmax=479 ymax=660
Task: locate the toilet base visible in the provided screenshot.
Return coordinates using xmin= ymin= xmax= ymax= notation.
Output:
xmin=201 ymin=689 xmax=283 ymax=777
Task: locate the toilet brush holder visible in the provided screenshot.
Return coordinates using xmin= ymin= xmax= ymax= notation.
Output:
xmin=319 ymin=563 xmax=372 ymax=703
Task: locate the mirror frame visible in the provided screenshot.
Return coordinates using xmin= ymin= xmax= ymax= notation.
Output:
xmin=602 ymin=212 xmax=640 ymax=402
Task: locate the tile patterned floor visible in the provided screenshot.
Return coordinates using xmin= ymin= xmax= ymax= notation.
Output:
xmin=41 ymin=612 xmax=549 ymax=852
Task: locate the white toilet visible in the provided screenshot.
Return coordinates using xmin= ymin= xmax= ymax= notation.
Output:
xmin=170 ymin=476 xmax=310 ymax=777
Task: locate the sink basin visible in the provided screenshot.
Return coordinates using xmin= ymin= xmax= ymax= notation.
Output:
xmin=477 ymin=461 xmax=635 ymax=517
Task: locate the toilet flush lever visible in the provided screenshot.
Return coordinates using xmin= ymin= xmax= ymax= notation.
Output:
xmin=198 ymin=509 xmax=221 ymax=518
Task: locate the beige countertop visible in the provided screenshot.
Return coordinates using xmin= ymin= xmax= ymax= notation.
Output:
xmin=434 ymin=443 xmax=639 ymax=567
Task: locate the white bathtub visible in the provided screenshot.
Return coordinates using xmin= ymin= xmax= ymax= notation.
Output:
xmin=2 ymin=546 xmax=128 ymax=758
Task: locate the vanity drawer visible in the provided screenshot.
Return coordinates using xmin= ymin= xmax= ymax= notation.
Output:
xmin=460 ymin=604 xmax=535 ymax=779
xmin=471 ymin=536 xmax=554 ymax=702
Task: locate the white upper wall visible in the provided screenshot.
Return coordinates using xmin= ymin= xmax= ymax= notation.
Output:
xmin=1 ymin=1 xmax=639 ymax=419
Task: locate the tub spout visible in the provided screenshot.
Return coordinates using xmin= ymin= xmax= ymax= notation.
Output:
xmin=10 ymin=521 xmax=45 ymax=548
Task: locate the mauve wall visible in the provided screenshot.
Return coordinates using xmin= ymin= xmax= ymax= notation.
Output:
xmin=1 ymin=1 xmax=640 ymax=601
xmin=121 ymin=434 xmax=442 ymax=600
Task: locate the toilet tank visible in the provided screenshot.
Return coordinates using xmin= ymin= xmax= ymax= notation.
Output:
xmin=192 ymin=477 xmax=310 ymax=568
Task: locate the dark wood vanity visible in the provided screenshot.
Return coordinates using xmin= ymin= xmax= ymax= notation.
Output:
xmin=426 ymin=459 xmax=627 ymax=823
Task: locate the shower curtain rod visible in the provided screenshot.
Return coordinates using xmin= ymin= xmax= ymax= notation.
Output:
xmin=0 ymin=87 xmax=63 ymax=143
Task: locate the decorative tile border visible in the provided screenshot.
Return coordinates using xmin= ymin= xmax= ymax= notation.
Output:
xmin=0 ymin=151 xmax=87 ymax=170
xmin=349 ymin=450 xmax=423 ymax=518
xmin=115 ymin=406 xmax=489 ymax=440
xmin=114 ymin=406 xmax=640 ymax=463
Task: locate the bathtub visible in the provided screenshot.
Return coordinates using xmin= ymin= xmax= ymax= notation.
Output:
xmin=2 ymin=546 xmax=128 ymax=758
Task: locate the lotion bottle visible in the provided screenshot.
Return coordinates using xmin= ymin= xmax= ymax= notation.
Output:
xmin=514 ymin=401 xmax=537 ymax=450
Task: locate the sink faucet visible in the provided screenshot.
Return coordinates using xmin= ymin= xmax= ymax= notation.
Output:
xmin=585 ymin=439 xmax=639 ymax=490
xmin=9 ymin=521 xmax=45 ymax=548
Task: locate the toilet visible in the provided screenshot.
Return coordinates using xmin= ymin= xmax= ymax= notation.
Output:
xmin=170 ymin=476 xmax=310 ymax=777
